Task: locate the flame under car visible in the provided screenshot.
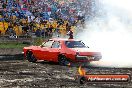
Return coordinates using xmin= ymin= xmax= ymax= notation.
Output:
xmin=23 ymin=38 xmax=102 ymax=65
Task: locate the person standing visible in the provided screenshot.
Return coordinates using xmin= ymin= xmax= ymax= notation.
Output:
xmin=67 ymin=28 xmax=73 ymax=39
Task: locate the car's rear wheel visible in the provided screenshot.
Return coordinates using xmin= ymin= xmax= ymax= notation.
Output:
xmin=58 ymin=55 xmax=70 ymax=66
xmin=26 ymin=51 xmax=37 ymax=62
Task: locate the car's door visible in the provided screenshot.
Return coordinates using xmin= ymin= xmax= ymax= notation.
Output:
xmin=46 ymin=41 xmax=61 ymax=62
xmin=38 ymin=40 xmax=54 ymax=60
xmin=32 ymin=46 xmax=45 ymax=60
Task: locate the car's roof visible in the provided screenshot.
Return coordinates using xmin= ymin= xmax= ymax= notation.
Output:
xmin=49 ymin=38 xmax=81 ymax=41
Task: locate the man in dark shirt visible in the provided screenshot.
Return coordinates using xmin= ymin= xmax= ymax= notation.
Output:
xmin=67 ymin=29 xmax=73 ymax=39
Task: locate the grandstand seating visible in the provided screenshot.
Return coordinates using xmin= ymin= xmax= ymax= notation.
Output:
xmin=0 ymin=0 xmax=91 ymax=37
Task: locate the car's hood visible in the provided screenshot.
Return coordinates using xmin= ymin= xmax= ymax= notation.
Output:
xmin=72 ymin=48 xmax=96 ymax=52
xmin=71 ymin=48 xmax=101 ymax=56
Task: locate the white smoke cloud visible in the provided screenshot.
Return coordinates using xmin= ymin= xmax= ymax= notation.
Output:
xmin=76 ymin=0 xmax=132 ymax=68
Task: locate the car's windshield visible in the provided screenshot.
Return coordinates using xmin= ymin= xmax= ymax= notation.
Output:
xmin=65 ymin=41 xmax=87 ymax=48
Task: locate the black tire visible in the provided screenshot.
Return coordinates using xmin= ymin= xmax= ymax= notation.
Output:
xmin=26 ymin=51 xmax=37 ymax=62
xmin=58 ymin=55 xmax=70 ymax=66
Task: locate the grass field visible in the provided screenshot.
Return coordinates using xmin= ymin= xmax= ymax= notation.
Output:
xmin=0 ymin=37 xmax=45 ymax=49
xmin=0 ymin=43 xmax=29 ymax=49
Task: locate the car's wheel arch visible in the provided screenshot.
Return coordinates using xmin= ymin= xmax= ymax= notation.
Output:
xmin=26 ymin=49 xmax=33 ymax=55
xmin=58 ymin=54 xmax=71 ymax=65
xmin=58 ymin=53 xmax=74 ymax=62
xmin=26 ymin=49 xmax=37 ymax=62
xmin=58 ymin=54 xmax=66 ymax=60
xmin=26 ymin=50 xmax=32 ymax=58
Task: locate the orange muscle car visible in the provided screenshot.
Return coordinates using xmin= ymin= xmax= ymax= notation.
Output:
xmin=23 ymin=38 xmax=102 ymax=65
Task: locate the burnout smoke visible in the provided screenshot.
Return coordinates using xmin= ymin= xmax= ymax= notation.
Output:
xmin=76 ymin=0 xmax=132 ymax=68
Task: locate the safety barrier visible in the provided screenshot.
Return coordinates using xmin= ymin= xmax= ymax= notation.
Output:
xmin=0 ymin=54 xmax=24 ymax=61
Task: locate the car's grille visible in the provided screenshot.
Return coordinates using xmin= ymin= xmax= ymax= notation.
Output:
xmin=76 ymin=56 xmax=88 ymax=60
xmin=76 ymin=55 xmax=101 ymax=61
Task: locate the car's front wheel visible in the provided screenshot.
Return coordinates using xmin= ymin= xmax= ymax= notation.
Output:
xmin=58 ymin=55 xmax=71 ymax=66
xmin=26 ymin=51 xmax=37 ymax=63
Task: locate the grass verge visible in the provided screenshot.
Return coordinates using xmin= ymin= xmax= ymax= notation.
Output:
xmin=0 ymin=43 xmax=29 ymax=49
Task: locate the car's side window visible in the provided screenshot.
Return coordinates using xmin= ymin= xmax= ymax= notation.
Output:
xmin=51 ymin=41 xmax=60 ymax=48
xmin=43 ymin=40 xmax=54 ymax=47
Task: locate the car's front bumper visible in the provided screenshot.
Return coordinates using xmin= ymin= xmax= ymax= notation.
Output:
xmin=76 ymin=55 xmax=102 ymax=62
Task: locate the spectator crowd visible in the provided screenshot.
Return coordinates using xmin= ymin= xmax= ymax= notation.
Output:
xmin=0 ymin=0 xmax=93 ymax=38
